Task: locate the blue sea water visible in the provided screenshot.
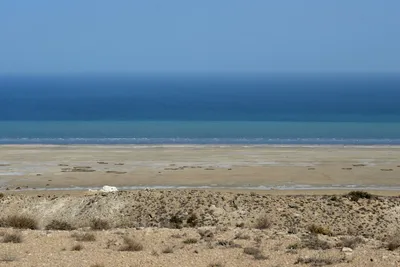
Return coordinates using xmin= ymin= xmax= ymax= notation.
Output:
xmin=1 ymin=74 xmax=400 ymax=145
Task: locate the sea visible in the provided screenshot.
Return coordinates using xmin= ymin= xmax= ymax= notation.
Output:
xmin=1 ymin=73 xmax=400 ymax=145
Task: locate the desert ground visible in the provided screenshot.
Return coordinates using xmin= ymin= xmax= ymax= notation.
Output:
xmin=1 ymin=145 xmax=400 ymax=266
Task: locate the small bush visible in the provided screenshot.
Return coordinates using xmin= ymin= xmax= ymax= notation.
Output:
xmin=45 ymin=220 xmax=75 ymax=231
xmin=346 ymin=191 xmax=373 ymax=202
xmin=90 ymin=218 xmax=110 ymax=230
xmin=338 ymin=236 xmax=364 ymax=249
xmin=295 ymin=254 xmax=345 ymax=266
xmin=169 ymin=214 xmax=183 ymax=229
xmin=3 ymin=215 xmax=38 ymax=230
xmin=186 ymin=213 xmax=198 ymax=227
xmin=254 ymin=215 xmax=272 ymax=230
xmin=162 ymin=246 xmax=174 ymax=254
xmin=72 ymin=244 xmax=83 ymax=251
xmin=72 ymin=232 xmax=96 ymax=242
xmin=308 ymin=224 xmax=332 ymax=236
xmin=301 ymin=234 xmax=331 ymax=250
xmin=183 ymin=238 xmax=198 ymax=244
xmin=287 ymin=243 xmax=300 ymax=250
xmin=2 ymin=233 xmax=22 ymax=243
xmin=119 ymin=236 xmax=143 ymax=252
xmin=0 ymin=193 xmax=4 ymax=198
xmin=90 ymin=264 xmax=105 ymax=267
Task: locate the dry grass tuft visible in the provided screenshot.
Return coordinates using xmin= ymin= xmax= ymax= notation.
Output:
xmin=71 ymin=244 xmax=84 ymax=251
xmin=254 ymin=215 xmax=272 ymax=230
xmin=243 ymin=247 xmax=268 ymax=260
xmin=0 ymin=215 xmax=38 ymax=230
xmin=119 ymin=236 xmax=144 ymax=252
xmin=301 ymin=234 xmax=332 ymax=250
xmin=90 ymin=218 xmax=110 ymax=230
xmin=45 ymin=220 xmax=75 ymax=231
xmin=183 ymin=238 xmax=198 ymax=244
xmin=71 ymin=232 xmax=96 ymax=242
xmin=186 ymin=213 xmax=199 ymax=227
xmin=2 ymin=232 xmax=22 ymax=243
xmin=308 ymin=224 xmax=332 ymax=236
xmin=90 ymin=264 xmax=105 ymax=267
xmin=208 ymin=263 xmax=224 ymax=267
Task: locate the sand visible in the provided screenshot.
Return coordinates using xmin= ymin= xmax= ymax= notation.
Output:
xmin=1 ymin=145 xmax=400 ymax=192
xmin=1 ymin=145 xmax=400 ymax=266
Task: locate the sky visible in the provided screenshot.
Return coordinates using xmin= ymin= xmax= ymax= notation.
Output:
xmin=1 ymin=1 xmax=400 ymax=74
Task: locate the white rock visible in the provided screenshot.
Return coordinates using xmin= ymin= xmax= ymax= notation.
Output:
xmin=99 ymin=185 xmax=118 ymax=192
xmin=342 ymin=247 xmax=353 ymax=253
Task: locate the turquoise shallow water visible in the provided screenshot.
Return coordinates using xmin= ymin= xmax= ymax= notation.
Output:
xmin=0 ymin=121 xmax=400 ymax=145
xmin=1 ymin=74 xmax=400 ymax=144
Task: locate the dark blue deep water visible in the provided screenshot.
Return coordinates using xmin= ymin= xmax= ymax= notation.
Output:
xmin=0 ymin=74 xmax=400 ymax=144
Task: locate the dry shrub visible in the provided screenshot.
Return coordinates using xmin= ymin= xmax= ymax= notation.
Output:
xmin=119 ymin=236 xmax=143 ymax=252
xmin=254 ymin=215 xmax=272 ymax=230
xmin=183 ymin=238 xmax=198 ymax=244
xmin=308 ymin=224 xmax=332 ymax=236
xmin=2 ymin=215 xmax=38 ymax=230
xmin=346 ymin=191 xmax=373 ymax=202
xmin=0 ymin=193 xmax=4 ymax=198
xmin=90 ymin=264 xmax=105 ymax=267
xmin=45 ymin=220 xmax=75 ymax=231
xmin=90 ymin=218 xmax=110 ymax=230
xmin=2 ymin=232 xmax=22 ymax=243
xmin=338 ymin=236 xmax=364 ymax=249
xmin=162 ymin=246 xmax=174 ymax=254
xmin=301 ymin=234 xmax=331 ymax=250
xmin=186 ymin=213 xmax=198 ymax=227
xmin=295 ymin=253 xmax=345 ymax=266
xmin=72 ymin=232 xmax=96 ymax=242
xmin=71 ymin=244 xmax=83 ymax=251
xmin=208 ymin=263 xmax=224 ymax=267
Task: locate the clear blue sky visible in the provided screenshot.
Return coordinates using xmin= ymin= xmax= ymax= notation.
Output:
xmin=1 ymin=0 xmax=400 ymax=74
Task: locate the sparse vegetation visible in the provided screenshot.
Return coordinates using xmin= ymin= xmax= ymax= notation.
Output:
xmin=71 ymin=232 xmax=96 ymax=242
xmin=186 ymin=213 xmax=198 ymax=227
xmin=90 ymin=218 xmax=110 ymax=230
xmin=0 ymin=215 xmax=38 ymax=229
xmin=295 ymin=254 xmax=345 ymax=266
xmin=301 ymin=234 xmax=331 ymax=250
xmin=346 ymin=191 xmax=373 ymax=202
xmin=2 ymin=232 xmax=22 ymax=243
xmin=169 ymin=214 xmax=183 ymax=229
xmin=183 ymin=238 xmax=198 ymax=244
xmin=254 ymin=215 xmax=272 ymax=230
xmin=71 ymin=244 xmax=83 ymax=251
xmin=338 ymin=236 xmax=364 ymax=249
xmin=308 ymin=224 xmax=332 ymax=236
xmin=119 ymin=236 xmax=143 ymax=252
xmin=45 ymin=220 xmax=75 ymax=231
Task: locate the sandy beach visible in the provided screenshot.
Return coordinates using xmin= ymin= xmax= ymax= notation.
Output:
xmin=1 ymin=145 xmax=400 ymax=192
xmin=1 ymin=145 xmax=400 ymax=266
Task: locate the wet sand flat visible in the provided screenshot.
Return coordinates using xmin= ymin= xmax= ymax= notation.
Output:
xmin=1 ymin=145 xmax=400 ymax=192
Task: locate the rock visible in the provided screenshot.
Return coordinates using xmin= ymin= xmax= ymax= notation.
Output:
xmin=89 ymin=185 xmax=119 ymax=193
xmin=342 ymin=247 xmax=353 ymax=253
